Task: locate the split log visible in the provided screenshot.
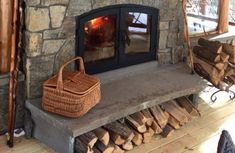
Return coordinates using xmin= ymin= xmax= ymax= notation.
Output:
xmin=79 ymin=131 xmax=98 ymax=149
xmin=141 ymin=109 xmax=154 ymax=126
xmin=161 ymin=124 xmax=174 ymax=138
xmin=126 ymin=116 xmax=146 ymax=133
xmin=109 ymin=132 xmax=125 ymax=145
xmin=223 ymin=43 xmax=235 ymax=57
xmin=220 ymin=52 xmax=230 ymax=63
xmin=149 ymin=105 xmax=169 ymax=128
xmin=193 ymin=55 xmax=223 ymax=86
xmin=151 ymin=120 xmax=163 ymax=134
xmin=122 ymin=141 xmax=133 ymax=151
xmin=75 ymin=138 xmax=93 ymax=153
xmin=198 ymin=38 xmax=223 ymax=54
xmin=167 ymin=113 xmax=181 ymax=130
xmin=225 ymin=65 xmax=235 ymax=77
xmin=228 ymin=75 xmax=235 ymax=84
xmin=193 ymin=53 xmax=224 ymax=71
xmin=93 ymin=127 xmax=110 ymax=146
xmin=95 ymin=140 xmax=114 ymax=153
xmin=103 ymin=121 xmax=134 ymax=141
xmin=109 ymin=141 xmax=125 ymax=153
xmin=131 ymin=129 xmax=143 ymax=146
xmin=93 ymin=147 xmax=101 ymax=153
xmin=130 ymin=112 xmax=146 ymax=126
xmin=142 ymin=131 xmax=152 ymax=143
xmin=193 ymin=46 xmax=221 ymax=63
xmin=126 ymin=123 xmax=143 ymax=146
xmin=229 ymin=56 xmax=235 ymax=63
xmin=161 ymin=101 xmax=188 ymax=125
xmin=148 ymin=127 xmax=154 ymax=137
xmin=176 ymin=97 xmax=200 ymax=117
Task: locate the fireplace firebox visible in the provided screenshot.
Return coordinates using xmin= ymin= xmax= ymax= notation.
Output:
xmin=76 ymin=4 xmax=159 ymax=74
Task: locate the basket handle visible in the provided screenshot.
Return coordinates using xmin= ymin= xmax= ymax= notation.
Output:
xmin=57 ymin=56 xmax=85 ymax=90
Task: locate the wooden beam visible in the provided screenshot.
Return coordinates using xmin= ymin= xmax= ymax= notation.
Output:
xmin=217 ymin=0 xmax=230 ymax=33
xmin=0 ymin=0 xmax=12 ymax=73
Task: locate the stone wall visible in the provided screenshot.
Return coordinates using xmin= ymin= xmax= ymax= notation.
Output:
xmin=24 ymin=0 xmax=186 ymax=99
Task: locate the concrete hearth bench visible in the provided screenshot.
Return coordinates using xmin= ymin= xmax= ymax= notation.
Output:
xmin=26 ymin=62 xmax=206 ymax=153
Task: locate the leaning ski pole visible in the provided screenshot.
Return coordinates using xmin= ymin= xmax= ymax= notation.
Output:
xmin=7 ymin=0 xmax=19 ymax=148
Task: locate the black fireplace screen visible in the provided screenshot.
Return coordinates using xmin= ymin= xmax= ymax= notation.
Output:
xmin=76 ymin=4 xmax=159 ymax=74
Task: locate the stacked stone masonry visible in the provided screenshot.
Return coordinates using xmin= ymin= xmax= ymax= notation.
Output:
xmin=24 ymin=0 xmax=186 ymax=99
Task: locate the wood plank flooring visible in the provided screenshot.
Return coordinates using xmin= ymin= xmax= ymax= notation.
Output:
xmin=1 ymin=97 xmax=235 ymax=153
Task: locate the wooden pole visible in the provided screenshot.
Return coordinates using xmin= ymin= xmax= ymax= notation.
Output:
xmin=0 ymin=0 xmax=13 ymax=73
xmin=217 ymin=0 xmax=230 ymax=33
xmin=182 ymin=0 xmax=194 ymax=74
xmin=7 ymin=0 xmax=19 ymax=148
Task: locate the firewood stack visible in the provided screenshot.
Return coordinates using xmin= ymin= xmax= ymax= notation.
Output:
xmin=193 ymin=38 xmax=235 ymax=90
xmin=74 ymin=96 xmax=200 ymax=153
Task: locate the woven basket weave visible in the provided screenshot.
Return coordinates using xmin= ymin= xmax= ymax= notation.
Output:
xmin=42 ymin=57 xmax=101 ymax=118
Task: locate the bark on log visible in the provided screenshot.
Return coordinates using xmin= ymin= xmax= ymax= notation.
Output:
xmin=75 ymin=138 xmax=93 ymax=153
xmin=149 ymin=105 xmax=169 ymax=128
xmin=109 ymin=132 xmax=125 ymax=145
xmin=167 ymin=113 xmax=181 ymax=130
xmin=198 ymin=38 xmax=223 ymax=54
xmin=223 ymin=43 xmax=235 ymax=57
xmin=79 ymin=132 xmax=98 ymax=149
xmin=126 ymin=116 xmax=147 ymax=133
xmin=130 ymin=112 xmax=146 ymax=126
xmin=151 ymin=120 xmax=163 ymax=134
xmin=228 ymin=75 xmax=235 ymax=84
xmin=95 ymin=140 xmax=114 ymax=153
xmin=220 ymin=52 xmax=230 ymax=63
xmin=170 ymin=100 xmax=192 ymax=120
xmin=161 ymin=124 xmax=174 ymax=138
xmin=176 ymin=97 xmax=200 ymax=117
xmin=122 ymin=141 xmax=133 ymax=151
xmin=93 ymin=147 xmax=101 ymax=153
xmin=193 ymin=46 xmax=221 ymax=63
xmin=161 ymin=101 xmax=188 ymax=125
xmin=141 ymin=109 xmax=154 ymax=126
xmin=103 ymin=121 xmax=134 ymax=141
xmin=93 ymin=127 xmax=110 ymax=146
xmin=193 ymin=55 xmax=223 ymax=86
xmin=225 ymin=65 xmax=235 ymax=77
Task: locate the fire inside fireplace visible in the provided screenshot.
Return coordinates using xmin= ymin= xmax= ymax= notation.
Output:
xmin=76 ymin=5 xmax=159 ymax=74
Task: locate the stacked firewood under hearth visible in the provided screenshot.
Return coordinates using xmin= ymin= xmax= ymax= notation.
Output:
xmin=193 ymin=38 xmax=235 ymax=90
xmin=75 ymin=97 xmax=200 ymax=153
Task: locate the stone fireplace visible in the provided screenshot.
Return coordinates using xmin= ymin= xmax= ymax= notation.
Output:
xmin=24 ymin=0 xmax=186 ymax=99
xmin=22 ymin=1 xmax=207 ymax=153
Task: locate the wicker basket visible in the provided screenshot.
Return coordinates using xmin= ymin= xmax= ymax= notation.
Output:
xmin=42 ymin=57 xmax=101 ymax=118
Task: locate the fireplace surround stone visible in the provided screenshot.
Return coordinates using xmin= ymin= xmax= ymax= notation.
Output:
xmin=24 ymin=0 xmax=186 ymax=99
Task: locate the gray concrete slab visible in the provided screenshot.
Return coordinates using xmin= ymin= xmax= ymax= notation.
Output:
xmin=26 ymin=62 xmax=206 ymax=153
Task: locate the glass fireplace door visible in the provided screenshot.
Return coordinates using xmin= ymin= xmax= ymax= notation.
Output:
xmin=76 ymin=5 xmax=159 ymax=74
xmin=77 ymin=9 xmax=119 ymax=74
xmin=119 ymin=7 xmax=158 ymax=66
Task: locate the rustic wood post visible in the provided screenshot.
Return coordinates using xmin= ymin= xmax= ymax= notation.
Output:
xmin=217 ymin=0 xmax=230 ymax=33
xmin=7 ymin=0 xmax=19 ymax=148
xmin=182 ymin=0 xmax=194 ymax=74
xmin=0 ymin=0 xmax=13 ymax=73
